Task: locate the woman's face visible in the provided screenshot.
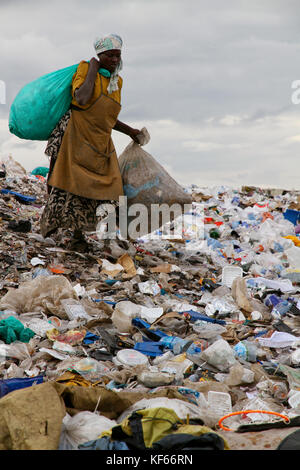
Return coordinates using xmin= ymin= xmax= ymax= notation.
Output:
xmin=98 ymin=49 xmax=121 ymax=73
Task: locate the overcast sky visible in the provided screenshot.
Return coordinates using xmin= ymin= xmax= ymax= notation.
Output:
xmin=1 ymin=0 xmax=300 ymax=190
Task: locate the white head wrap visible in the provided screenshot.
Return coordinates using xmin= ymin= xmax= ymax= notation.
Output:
xmin=93 ymin=34 xmax=123 ymax=94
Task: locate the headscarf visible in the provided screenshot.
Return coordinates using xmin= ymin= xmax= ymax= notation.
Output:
xmin=93 ymin=34 xmax=123 ymax=94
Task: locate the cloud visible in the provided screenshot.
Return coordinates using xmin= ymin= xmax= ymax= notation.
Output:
xmin=0 ymin=0 xmax=300 ymax=191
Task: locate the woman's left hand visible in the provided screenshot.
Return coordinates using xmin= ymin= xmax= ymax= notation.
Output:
xmin=129 ymin=128 xmax=141 ymax=143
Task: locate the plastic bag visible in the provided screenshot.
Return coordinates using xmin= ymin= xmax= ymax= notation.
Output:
xmin=71 ymin=358 xmax=110 ymax=382
xmin=0 ymin=275 xmax=78 ymax=318
xmin=0 ymin=316 xmax=35 ymax=344
xmin=0 ymin=376 xmax=44 ymax=398
xmin=1 ymin=155 xmax=27 ymax=177
xmin=118 ymin=128 xmax=192 ymax=238
xmin=9 ymin=63 xmax=78 ymax=141
xmin=59 ymin=412 xmax=116 ymax=450
xmin=199 ymin=339 xmax=237 ymax=371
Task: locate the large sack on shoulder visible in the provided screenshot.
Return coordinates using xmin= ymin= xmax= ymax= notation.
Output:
xmin=118 ymin=128 xmax=192 ymax=238
xmin=9 ymin=63 xmax=78 ymax=141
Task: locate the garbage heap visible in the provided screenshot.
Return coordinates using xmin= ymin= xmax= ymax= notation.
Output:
xmin=2 ymin=156 xmax=300 ymax=450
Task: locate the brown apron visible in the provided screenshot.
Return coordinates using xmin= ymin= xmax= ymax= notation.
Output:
xmin=48 ymin=75 xmax=124 ymax=200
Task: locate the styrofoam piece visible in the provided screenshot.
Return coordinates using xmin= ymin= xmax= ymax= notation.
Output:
xmin=207 ymin=391 xmax=232 ymax=416
xmin=221 ymin=266 xmax=243 ymax=287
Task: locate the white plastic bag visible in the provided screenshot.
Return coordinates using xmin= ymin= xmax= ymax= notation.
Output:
xmin=59 ymin=412 xmax=116 ymax=450
xmin=199 ymin=339 xmax=237 ymax=372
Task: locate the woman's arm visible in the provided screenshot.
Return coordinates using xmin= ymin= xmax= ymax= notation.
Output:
xmin=74 ymin=58 xmax=100 ymax=106
xmin=113 ymin=120 xmax=141 ymax=142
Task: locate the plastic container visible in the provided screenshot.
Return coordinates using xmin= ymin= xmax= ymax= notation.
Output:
xmin=61 ymin=299 xmax=91 ymax=321
xmin=270 ymin=381 xmax=288 ymax=402
xmin=114 ymin=349 xmax=149 ymax=367
xmin=48 ymin=316 xmax=62 ymax=328
xmin=221 ymin=266 xmax=243 ymax=288
xmin=207 ymin=391 xmax=232 ymax=417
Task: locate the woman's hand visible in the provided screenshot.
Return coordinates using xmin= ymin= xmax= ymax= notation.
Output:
xmin=129 ymin=128 xmax=142 ymax=143
xmin=89 ymin=57 xmax=100 ymax=71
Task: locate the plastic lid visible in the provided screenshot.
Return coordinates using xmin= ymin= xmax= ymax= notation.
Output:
xmin=116 ymin=349 xmax=149 ymax=366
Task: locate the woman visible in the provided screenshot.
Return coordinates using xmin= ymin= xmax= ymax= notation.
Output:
xmin=40 ymin=33 xmax=141 ymax=251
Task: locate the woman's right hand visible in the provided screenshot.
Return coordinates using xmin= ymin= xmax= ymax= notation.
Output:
xmin=89 ymin=57 xmax=100 ymax=71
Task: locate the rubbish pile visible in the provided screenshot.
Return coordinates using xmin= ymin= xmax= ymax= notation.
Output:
xmin=2 ymin=156 xmax=300 ymax=450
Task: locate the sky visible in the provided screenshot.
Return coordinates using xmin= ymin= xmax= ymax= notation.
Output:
xmin=1 ymin=0 xmax=300 ymax=190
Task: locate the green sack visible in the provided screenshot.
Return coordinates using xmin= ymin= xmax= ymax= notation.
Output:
xmin=9 ymin=63 xmax=79 ymax=141
xmin=31 ymin=167 xmax=50 ymax=177
xmin=0 ymin=316 xmax=35 ymax=344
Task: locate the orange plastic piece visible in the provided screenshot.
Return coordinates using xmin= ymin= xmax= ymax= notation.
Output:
xmin=49 ymin=265 xmax=65 ymax=274
xmin=218 ymin=410 xmax=290 ymax=431
xmin=34 ymin=175 xmax=46 ymax=181
xmin=262 ymin=212 xmax=274 ymax=222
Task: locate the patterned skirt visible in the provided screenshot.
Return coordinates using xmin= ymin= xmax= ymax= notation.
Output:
xmin=40 ymin=111 xmax=119 ymax=239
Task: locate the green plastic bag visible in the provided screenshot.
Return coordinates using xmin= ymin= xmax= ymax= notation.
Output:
xmin=0 ymin=316 xmax=35 ymax=344
xmin=31 ymin=166 xmax=50 ymax=177
xmin=9 ymin=63 xmax=79 ymax=141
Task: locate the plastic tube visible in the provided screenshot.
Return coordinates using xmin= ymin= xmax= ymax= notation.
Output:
xmin=218 ymin=410 xmax=290 ymax=431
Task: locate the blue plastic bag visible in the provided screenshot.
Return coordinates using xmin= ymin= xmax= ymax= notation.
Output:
xmin=0 ymin=376 xmax=44 ymax=398
xmin=9 ymin=63 xmax=79 ymax=141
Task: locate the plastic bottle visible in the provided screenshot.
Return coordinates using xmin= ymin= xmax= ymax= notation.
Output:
xmin=264 ymin=294 xmax=281 ymax=308
xmin=233 ymin=340 xmax=257 ymax=362
xmin=271 ymin=300 xmax=291 ymax=320
xmin=159 ymin=336 xmax=189 ymax=354
xmin=159 ymin=336 xmax=207 ymax=356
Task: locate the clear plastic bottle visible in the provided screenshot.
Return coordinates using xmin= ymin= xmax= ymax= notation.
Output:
xmin=233 ymin=340 xmax=257 ymax=362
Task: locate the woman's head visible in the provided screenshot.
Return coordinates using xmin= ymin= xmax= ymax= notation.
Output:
xmin=94 ymin=33 xmax=122 ymax=52
xmin=98 ymin=49 xmax=121 ymax=74
xmin=93 ymin=34 xmax=123 ymax=93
